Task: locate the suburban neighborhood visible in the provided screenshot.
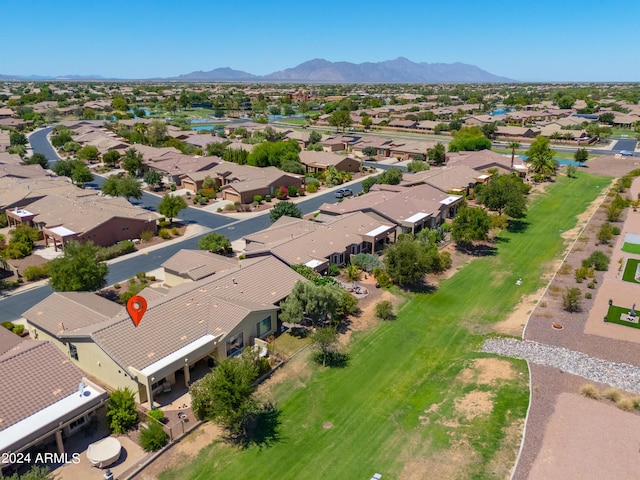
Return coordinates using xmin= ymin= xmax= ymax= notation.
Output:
xmin=2 ymin=52 xmax=640 ymax=480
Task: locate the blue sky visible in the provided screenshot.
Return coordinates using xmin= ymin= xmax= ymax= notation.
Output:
xmin=2 ymin=0 xmax=639 ymax=81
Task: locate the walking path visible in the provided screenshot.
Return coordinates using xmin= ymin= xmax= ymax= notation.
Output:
xmin=483 ymin=338 xmax=640 ymax=394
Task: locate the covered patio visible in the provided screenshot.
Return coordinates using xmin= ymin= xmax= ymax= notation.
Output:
xmin=362 ymin=224 xmax=396 ymax=253
xmin=43 ymin=225 xmax=78 ymax=252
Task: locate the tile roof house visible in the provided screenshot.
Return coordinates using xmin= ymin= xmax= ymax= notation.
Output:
xmin=0 ymin=339 xmax=107 ymax=469
xmin=5 ymin=189 xmax=159 ymax=250
xmin=161 ymin=249 xmax=239 ymax=286
xmin=23 ymin=255 xmax=303 ymax=406
xmin=299 ymin=151 xmax=360 ymax=174
xmin=244 ymin=212 xmax=397 ymax=272
xmin=447 ymin=150 xmax=528 ymax=176
xmin=319 ymin=184 xmax=463 ymax=235
xmin=207 ymin=161 xmax=304 ymax=204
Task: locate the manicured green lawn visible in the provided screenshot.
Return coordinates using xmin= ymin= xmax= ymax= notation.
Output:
xmin=622 ymin=242 xmax=640 ymax=254
xmin=161 ymin=171 xmax=609 ymax=480
xmin=606 ymin=305 xmax=640 ymax=329
xmin=278 ymin=118 xmax=308 ymax=125
xmin=622 ymin=258 xmax=640 ymax=283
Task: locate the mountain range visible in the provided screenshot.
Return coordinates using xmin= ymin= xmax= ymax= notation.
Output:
xmin=0 ymin=58 xmax=515 ymax=83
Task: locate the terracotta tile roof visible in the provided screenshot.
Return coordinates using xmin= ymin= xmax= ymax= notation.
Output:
xmin=0 ymin=341 xmax=84 ymax=431
xmin=161 ymin=249 xmax=238 ymax=281
xmin=0 ymin=327 xmax=21 ymax=356
xmin=23 ymin=292 xmax=124 ymax=337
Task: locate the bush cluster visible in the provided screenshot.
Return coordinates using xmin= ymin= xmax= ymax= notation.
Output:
xmin=95 ymin=241 xmax=136 ymax=261
xmin=23 ymin=263 xmax=50 ymax=281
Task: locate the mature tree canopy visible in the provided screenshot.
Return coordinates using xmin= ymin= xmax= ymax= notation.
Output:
xmin=158 ymin=194 xmax=187 ymax=222
xmin=106 ymin=388 xmax=138 ymax=434
xmin=10 ymin=132 xmax=27 ymax=146
xmin=475 ymin=174 xmax=529 ymax=218
xmin=448 ymin=127 xmax=492 ymax=152
xmin=71 ymin=163 xmax=94 ymax=186
xmin=328 ymin=110 xmax=352 ymax=132
xmin=310 ymin=327 xmax=340 ymax=367
xmin=247 ymin=140 xmax=300 ymax=168
xmin=121 ymin=148 xmax=144 ymax=177
xmin=48 ymin=240 xmax=108 ymax=291
xmin=198 ymin=232 xmax=232 ymax=255
xmin=574 ymin=148 xmax=589 ymax=164
xmin=427 ymin=142 xmax=446 ymax=164
xmin=383 ymin=235 xmax=450 ymax=287
xmin=451 ymin=204 xmax=492 ymax=246
xmin=76 ymin=145 xmax=99 ymax=162
xmin=147 ymin=120 xmax=168 ymax=145
xmin=279 ymin=280 xmax=347 ymax=325
xmin=23 ymin=152 xmax=48 ymax=169
xmin=377 ymin=167 xmax=403 ymax=185
xmin=190 ymin=354 xmax=260 ymax=435
xmin=269 ymin=201 xmax=302 ymax=222
xmin=103 ymin=150 xmax=121 ymax=167
xmin=143 ymin=170 xmax=163 ymax=187
xmin=102 ymin=175 xmax=142 ymax=200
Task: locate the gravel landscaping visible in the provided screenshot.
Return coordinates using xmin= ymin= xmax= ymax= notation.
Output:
xmin=483 ymin=337 xmax=640 ymax=394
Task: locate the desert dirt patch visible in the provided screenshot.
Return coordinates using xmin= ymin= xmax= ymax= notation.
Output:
xmin=457 ymin=358 xmax=516 ymax=385
xmin=399 ymin=438 xmax=479 ymax=480
xmin=137 ymin=422 xmax=222 ymax=480
xmin=455 ymin=391 xmax=494 ymax=420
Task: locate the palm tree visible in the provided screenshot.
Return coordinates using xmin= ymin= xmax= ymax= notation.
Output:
xmin=508 ymin=141 xmax=520 ymax=169
xmin=345 ymin=264 xmax=361 ymax=283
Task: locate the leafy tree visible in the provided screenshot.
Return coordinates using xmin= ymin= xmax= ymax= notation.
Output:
xmin=557 ymin=95 xmax=575 ymax=109
xmin=48 ymin=241 xmax=108 ymax=291
xmin=407 ymin=160 xmax=429 ymax=172
xmin=378 ymin=167 xmax=403 ymax=185
xmin=106 ymin=387 xmax=138 ymax=434
xmin=475 ymin=174 xmax=528 ymax=217
xmin=5 ymin=225 xmax=39 ymax=259
xmin=147 ymin=120 xmax=168 ymax=145
xmin=23 ymin=152 xmax=48 ymax=169
xmin=362 ymin=146 xmax=377 ymax=157
xmin=574 ymin=148 xmax=589 ymax=165
xmin=344 ymin=263 xmax=361 ymax=282
xmin=121 ymin=148 xmax=144 ymax=177
xmin=279 ymin=280 xmax=344 ymax=324
xmin=198 ymin=232 xmax=232 ymax=255
xmin=52 ymin=158 xmax=76 ymax=177
xmin=481 ymin=122 xmax=498 ymax=139
xmin=451 ymin=204 xmax=492 ymax=247
xmin=582 ymin=251 xmax=610 ymax=271
xmin=567 ymin=164 xmax=577 ymax=178
xmin=361 ymin=115 xmax=373 ymax=130
xmin=140 ymin=421 xmax=168 ymax=452
xmin=247 ymin=140 xmax=300 ymax=168
xmin=103 ymin=150 xmax=121 ymax=167
xmin=598 ymin=112 xmax=615 ymax=125
xmin=112 ymin=96 xmax=128 ymax=111
xmin=350 ymin=253 xmax=382 ymax=272
xmin=427 ymin=142 xmax=446 ymax=164
xmin=328 ymin=110 xmax=352 ymax=132
xmin=5 ymin=465 xmax=51 ymax=480
xmin=117 ymin=176 xmax=143 ymax=200
xmin=190 ymin=354 xmax=260 ymax=435
xmin=362 ymin=175 xmax=379 ymax=193
xmin=563 ymin=287 xmax=582 ymax=312
xmin=525 ymin=136 xmax=557 ymax=181
xmin=382 ymin=236 xmax=445 ymax=287
xmin=101 ymin=175 xmax=120 ymax=197
xmin=7 ymin=144 xmax=26 ymax=156
xmin=308 ymin=130 xmax=322 ymax=145
xmin=281 ymin=159 xmax=306 ymax=175
xmin=448 ymin=127 xmax=491 ymax=152
xmin=310 ymin=327 xmax=340 ymax=367
xmin=51 ymin=131 xmax=73 ymax=148
xmin=144 ymin=170 xmax=163 ymax=188
xmin=375 ymin=300 xmax=395 ymax=320
xmin=158 ymin=194 xmax=187 ymax=222
xmin=270 ymin=201 xmax=302 ymax=222
xmin=9 ymin=132 xmax=27 ymax=146
xmin=71 ymin=162 xmax=94 ymax=186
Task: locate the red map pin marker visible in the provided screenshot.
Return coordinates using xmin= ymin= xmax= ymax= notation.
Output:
xmin=127 ymin=295 xmax=148 ymax=327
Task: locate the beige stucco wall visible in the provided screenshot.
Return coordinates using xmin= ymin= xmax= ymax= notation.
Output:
xmin=217 ymin=310 xmax=277 ymax=360
xmin=164 ymin=271 xmax=191 ymax=287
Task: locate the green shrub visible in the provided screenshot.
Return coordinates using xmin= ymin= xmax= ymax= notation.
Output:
xmin=158 ymin=220 xmax=171 ymax=229
xmin=328 ymin=263 xmax=340 ymax=276
xmin=563 ymin=287 xmax=582 ymax=312
xmin=171 ymin=227 xmax=180 ymax=236
xmin=114 ymin=283 xmax=121 ymax=289
xmin=148 ymin=408 xmax=166 ymax=423
xmin=375 ymin=300 xmax=395 ymax=320
xmin=12 ymin=324 xmax=24 ymax=336
xmin=217 ymin=207 xmax=223 ymax=213
xmin=140 ymin=421 xmax=168 ymax=452
xmin=253 ymin=195 xmax=263 ymax=204
xmin=587 ymin=282 xmax=596 ymax=289
xmin=95 ymin=241 xmax=136 ymax=261
xmin=23 ymin=263 xmax=50 ymax=281
xmin=582 ymin=251 xmax=610 ymax=271
xmin=288 ymin=185 xmax=298 ymax=197
xmin=612 ymin=226 xmax=621 ymax=235
xmin=1 ymin=322 xmax=14 ymax=331
xmin=265 ymin=195 xmax=271 ymax=202
xmin=580 ymin=384 xmax=600 ymax=399
xmin=585 ymin=292 xmax=592 ymax=299
xmin=106 ymin=388 xmax=138 ymax=434
xmin=158 ymin=228 xmax=171 ymax=239
xmin=224 ymin=203 xmax=236 ymax=211
xmin=373 ymin=267 xmax=392 ymax=288
xmin=140 ymin=230 xmax=154 ymax=242
xmin=170 ymin=184 xmax=176 ymax=191
xmin=0 ymin=213 xmax=7 ymax=228
xmin=306 ymin=182 xmax=318 ymax=193
xmin=350 ymin=253 xmax=382 ymax=273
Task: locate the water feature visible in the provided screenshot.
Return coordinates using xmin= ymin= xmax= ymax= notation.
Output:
xmin=490 ymin=107 xmax=514 ymax=116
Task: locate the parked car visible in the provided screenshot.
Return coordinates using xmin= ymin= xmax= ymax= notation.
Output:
xmin=335 ymin=188 xmax=353 ymax=198
xmin=620 ymin=150 xmax=634 ymax=156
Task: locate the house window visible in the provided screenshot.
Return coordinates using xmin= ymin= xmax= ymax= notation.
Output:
xmin=257 ymin=316 xmax=272 ymax=338
xmin=69 ymin=416 xmax=86 ymax=432
xmin=69 ymin=343 xmax=78 ymax=360
xmin=226 ymin=332 xmax=244 ymax=357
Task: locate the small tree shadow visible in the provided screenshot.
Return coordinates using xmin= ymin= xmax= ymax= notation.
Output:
xmin=233 ymin=404 xmax=283 ymax=449
xmin=455 ymin=243 xmax=497 ymax=257
xmin=507 ymin=219 xmax=530 ymax=234
xmin=312 ymin=351 xmax=349 ymax=368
